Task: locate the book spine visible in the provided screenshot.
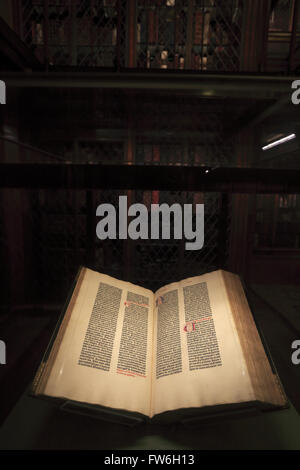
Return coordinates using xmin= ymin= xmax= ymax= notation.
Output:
xmin=273 ymin=369 xmax=290 ymax=408
xmin=30 ymin=267 xmax=85 ymax=395
xmin=31 ymin=361 xmax=46 ymax=394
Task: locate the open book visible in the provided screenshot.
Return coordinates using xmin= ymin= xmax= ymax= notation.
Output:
xmin=32 ymin=267 xmax=287 ymax=425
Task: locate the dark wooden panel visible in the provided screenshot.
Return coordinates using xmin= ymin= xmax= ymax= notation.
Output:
xmin=1 ymin=163 xmax=300 ymax=193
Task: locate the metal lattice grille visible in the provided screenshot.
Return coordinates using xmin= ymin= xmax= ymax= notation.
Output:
xmin=129 ymin=190 xmax=230 ymax=291
xmin=1 ymin=85 xmax=233 ymax=305
xmin=0 ymin=185 xmax=231 ymax=307
xmin=29 ymin=189 xmax=88 ymax=302
xmin=18 ymin=0 xmax=243 ymax=71
xmin=137 ymin=0 xmax=243 ymax=71
xmin=19 ymin=0 xmax=126 ymax=67
xmin=6 ymin=188 xmax=230 ymax=305
xmin=76 ymin=0 xmax=118 ymax=67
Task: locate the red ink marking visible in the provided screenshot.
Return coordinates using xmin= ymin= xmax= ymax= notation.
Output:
xmin=117 ymin=371 xmax=136 ymax=378
xmin=117 ymin=368 xmax=146 ymax=378
xmin=155 ymin=296 xmax=165 ymax=307
xmin=183 ymin=316 xmax=212 ymax=332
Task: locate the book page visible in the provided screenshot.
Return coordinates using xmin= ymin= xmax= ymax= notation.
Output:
xmin=41 ymin=268 xmax=154 ymax=417
xmin=151 ymin=270 xmax=254 ymax=417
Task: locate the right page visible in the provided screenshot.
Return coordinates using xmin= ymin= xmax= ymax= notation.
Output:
xmin=151 ymin=270 xmax=257 ymax=417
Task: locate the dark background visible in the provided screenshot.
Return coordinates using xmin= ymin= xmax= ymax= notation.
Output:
xmin=0 ymin=0 xmax=300 ymax=449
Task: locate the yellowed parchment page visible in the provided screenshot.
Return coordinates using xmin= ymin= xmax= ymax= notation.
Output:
xmin=43 ymin=268 xmax=154 ymax=416
xmin=151 ymin=270 xmax=254 ymax=417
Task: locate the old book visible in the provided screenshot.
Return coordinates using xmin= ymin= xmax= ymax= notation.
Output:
xmin=31 ymin=267 xmax=288 ymax=425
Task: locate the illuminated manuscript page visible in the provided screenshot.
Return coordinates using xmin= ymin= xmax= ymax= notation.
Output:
xmin=151 ymin=270 xmax=254 ymax=417
xmin=44 ymin=268 xmax=154 ymax=416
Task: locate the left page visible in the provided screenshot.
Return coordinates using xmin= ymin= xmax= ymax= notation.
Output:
xmin=38 ymin=267 xmax=154 ymax=417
